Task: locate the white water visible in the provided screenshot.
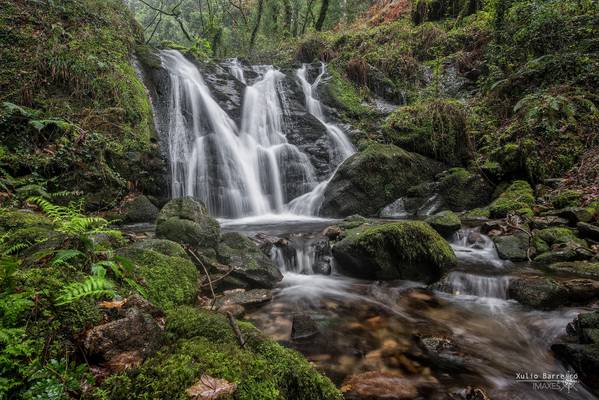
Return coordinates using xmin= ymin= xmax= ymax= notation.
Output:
xmin=160 ymin=51 xmax=354 ymax=218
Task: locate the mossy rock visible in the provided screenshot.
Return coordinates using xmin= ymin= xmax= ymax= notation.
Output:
xmin=156 ymin=217 xmax=220 ymax=249
xmin=320 ymin=144 xmax=443 ymax=217
xmin=99 ymin=306 xmax=342 ymax=400
xmin=551 ymin=190 xmax=583 ymax=209
xmin=0 ymin=210 xmax=52 ymax=232
xmin=332 ymin=221 xmax=456 ymax=283
xmin=489 ymin=180 xmax=534 ymax=218
xmin=508 ymin=277 xmax=568 ymax=309
xmin=461 ymin=208 xmax=491 ymax=220
xmin=493 ymin=233 xmax=529 ymax=261
xmin=217 ymin=232 xmax=283 ymax=289
xmin=118 ymin=247 xmax=198 ymax=310
xmin=129 ymin=239 xmax=187 ymax=258
xmin=156 ymin=197 xmax=209 ymax=225
xmin=383 ymin=100 xmax=471 ymax=165
xmin=547 ymin=261 xmax=599 ymax=279
xmin=425 ymin=210 xmax=461 ymax=236
xmin=436 ymin=168 xmax=494 ymax=212
xmin=534 ymin=227 xmax=586 ymax=249
xmin=124 ymin=195 xmax=159 ymax=223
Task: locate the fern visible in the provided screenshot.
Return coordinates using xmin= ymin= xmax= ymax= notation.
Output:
xmin=50 ymin=249 xmax=84 ymax=266
xmin=55 ymin=274 xmax=114 ymax=306
xmin=1 ymin=242 xmax=29 ymax=256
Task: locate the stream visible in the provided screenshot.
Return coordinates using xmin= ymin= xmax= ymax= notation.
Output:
xmin=223 ymin=219 xmax=596 ymax=399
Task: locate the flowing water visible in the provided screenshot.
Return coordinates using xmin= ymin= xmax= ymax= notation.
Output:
xmin=150 ymin=53 xmax=597 ymax=398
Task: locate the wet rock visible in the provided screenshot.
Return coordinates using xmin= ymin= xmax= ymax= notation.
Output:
xmin=436 ymin=168 xmax=493 ymax=212
xmin=561 ymin=279 xmax=599 ymax=303
xmin=417 ymin=336 xmax=467 ymax=371
xmin=547 ymin=261 xmax=599 ymax=279
xmin=450 ymin=387 xmax=491 ymax=400
xmin=332 ymin=221 xmax=457 ymax=283
xmin=214 ymin=289 xmax=272 ymax=309
xmin=480 ymin=220 xmax=503 ymax=235
xmin=218 ymin=232 xmax=283 ymax=289
xmin=322 ymin=225 xmax=343 ymax=240
xmin=341 ymin=371 xmax=418 ymax=400
xmin=548 ymin=207 xmax=593 ymax=224
xmin=291 ymin=313 xmax=319 ymax=341
xmin=129 ymin=238 xmax=187 ymax=258
xmin=493 ymin=233 xmax=530 ymax=261
xmin=577 ymin=222 xmax=599 ymax=241
xmin=313 ymin=257 xmax=332 ymax=275
xmin=124 ymin=195 xmax=159 ymax=223
xmin=156 ymin=196 xmax=208 ymax=225
xmin=425 ymin=210 xmax=461 ymax=237
xmin=530 ymin=216 xmax=569 ymax=230
xmin=217 ymin=303 xmax=245 ymax=319
xmin=156 ymin=198 xmax=220 ymax=249
xmin=507 ymin=277 xmax=567 ymax=309
xmin=320 ymin=143 xmax=443 ymax=217
xmin=533 ymin=249 xmax=590 ymax=265
xmin=83 ymin=307 xmax=163 ymax=371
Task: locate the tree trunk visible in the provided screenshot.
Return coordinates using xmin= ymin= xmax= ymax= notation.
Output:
xmin=249 ymin=0 xmax=264 ymax=51
xmin=315 ymin=0 xmax=329 ymax=31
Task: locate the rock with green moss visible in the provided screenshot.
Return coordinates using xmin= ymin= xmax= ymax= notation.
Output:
xmin=461 ymin=208 xmax=491 ymax=220
xmin=124 ymin=195 xmax=159 ymax=223
xmin=129 ymin=239 xmax=187 ymax=258
xmin=98 ymin=306 xmax=342 ymax=400
xmin=493 ymin=233 xmax=529 ymax=261
xmin=507 ymin=277 xmax=567 ymax=309
xmin=436 ymin=168 xmax=493 ymax=211
xmin=547 ymin=261 xmax=599 ymax=279
xmin=218 ymin=232 xmax=283 ymax=289
xmin=383 ymin=100 xmax=471 ymax=165
xmin=489 ymin=180 xmax=535 ymax=218
xmin=155 ymin=197 xmax=220 ymax=249
xmin=577 ymin=222 xmax=599 ymax=241
xmin=331 ymin=221 xmax=456 ymax=283
xmin=551 ymin=207 xmax=594 ymax=224
xmin=551 ymin=190 xmax=583 ymax=209
xmin=533 ymin=227 xmax=586 ymax=251
xmin=534 ymin=249 xmax=590 ymax=265
xmin=320 ymin=144 xmax=443 ymax=217
xmin=118 ymin=247 xmax=198 ymax=310
xmin=425 ymin=210 xmax=461 ymax=236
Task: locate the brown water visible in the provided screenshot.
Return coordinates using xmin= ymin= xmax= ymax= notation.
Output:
xmin=221 ymin=219 xmax=598 ymax=399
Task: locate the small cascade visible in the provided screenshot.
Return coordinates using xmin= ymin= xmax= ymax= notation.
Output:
xmin=227 ymin=58 xmax=246 ymax=84
xmin=160 ymin=50 xmax=318 ymax=218
xmin=451 ymin=228 xmax=505 ymax=268
xmin=270 ymin=234 xmax=332 ymax=275
xmin=380 ymin=198 xmax=410 ymax=218
xmin=439 ymin=271 xmax=510 ymax=299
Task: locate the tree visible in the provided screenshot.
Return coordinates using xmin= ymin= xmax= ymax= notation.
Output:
xmin=315 ymin=0 xmax=329 ymax=31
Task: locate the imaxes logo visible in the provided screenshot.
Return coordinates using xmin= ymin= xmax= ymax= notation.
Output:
xmin=515 ymin=371 xmax=579 ymax=393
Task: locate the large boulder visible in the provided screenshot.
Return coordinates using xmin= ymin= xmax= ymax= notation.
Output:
xmin=425 ymin=210 xmax=461 ymax=237
xmin=577 ymin=222 xmax=599 ymax=241
xmin=331 ymin=221 xmax=457 ymax=283
xmin=436 ymin=168 xmax=493 ymax=212
xmin=547 ymin=261 xmax=599 ymax=279
xmin=155 ymin=197 xmax=220 ymax=249
xmin=488 ymin=180 xmax=534 ymax=218
xmin=320 ymin=144 xmax=443 ymax=217
xmin=218 ymin=232 xmax=283 ymax=289
xmin=493 ymin=232 xmax=530 ymax=261
xmin=507 ymin=277 xmax=567 ymax=309
xmin=123 ymin=195 xmax=159 ymax=223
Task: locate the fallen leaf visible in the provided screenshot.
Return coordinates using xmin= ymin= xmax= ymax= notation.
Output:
xmin=186 ymin=375 xmax=237 ymax=399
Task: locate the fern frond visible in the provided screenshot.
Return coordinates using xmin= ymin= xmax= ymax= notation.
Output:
xmin=50 ymin=249 xmax=84 ymax=266
xmin=1 ymin=242 xmax=29 ymax=256
xmin=55 ymin=275 xmax=114 ymax=306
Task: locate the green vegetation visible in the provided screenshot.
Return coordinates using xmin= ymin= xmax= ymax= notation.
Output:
xmin=488 ymin=180 xmax=534 ymax=218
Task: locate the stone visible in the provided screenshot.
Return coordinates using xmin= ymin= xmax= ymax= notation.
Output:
xmin=530 ymin=216 xmax=569 ymax=230
xmin=124 ymin=195 xmax=159 ymax=223
xmin=577 ymin=222 xmax=599 ymax=241
xmin=156 ymin=216 xmax=220 ymax=249
xmin=436 ymin=168 xmax=493 ymax=212
xmin=418 ymin=336 xmax=467 ymax=371
xmin=214 ymin=289 xmax=272 ymax=309
xmin=507 ymin=277 xmax=567 ymax=309
xmin=332 ymin=221 xmax=456 ymax=283
xmin=322 ymin=225 xmax=343 ymax=240
xmin=320 ymin=143 xmax=443 ymax=217
xmin=130 ymin=238 xmax=187 ymax=258
xmin=156 ymin=196 xmax=208 ymax=225
xmin=480 ymin=220 xmax=503 ymax=235
xmin=425 ymin=210 xmax=461 ymax=236
xmin=313 ymin=258 xmax=332 ymax=275
xmin=218 ymin=232 xmax=283 ymax=289
xmin=547 ymin=261 xmax=599 ymax=279
xmin=561 ymin=279 xmax=599 ymax=303
xmin=550 ymin=207 xmax=593 ymax=224
xmin=493 ymin=233 xmax=530 ymax=261
xmin=341 ymin=371 xmax=418 ymax=400
xmin=83 ymin=307 xmax=163 ymax=370
xmin=291 ymin=313 xmax=319 ymax=341
xmin=533 ymin=249 xmax=590 ymax=265
xmin=551 ymin=343 xmax=599 ymax=391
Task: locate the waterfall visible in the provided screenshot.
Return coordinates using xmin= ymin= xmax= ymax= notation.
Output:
xmin=227 ymin=58 xmax=246 ymax=84
xmin=161 ymin=50 xmax=319 ymax=218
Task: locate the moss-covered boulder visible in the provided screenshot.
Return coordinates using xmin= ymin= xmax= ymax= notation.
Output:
xmin=436 ymin=168 xmax=494 ymax=212
xmin=577 ymin=222 xmax=599 ymax=241
xmin=550 ymin=190 xmax=583 ymax=209
xmin=547 ymin=261 xmax=599 ymax=279
xmin=218 ymin=232 xmax=283 ymax=289
xmin=118 ymin=247 xmax=198 ymax=310
xmin=507 ymin=277 xmax=567 ymax=309
xmin=98 ymin=306 xmax=342 ymax=400
xmin=493 ymin=233 xmax=529 ymax=261
xmin=129 ymin=239 xmax=187 ymax=258
xmin=532 ymin=227 xmax=586 ymax=254
xmin=489 ymin=180 xmax=535 ymax=218
xmin=331 ymin=221 xmax=456 ymax=283
xmin=124 ymin=195 xmax=159 ymax=223
xmin=320 ymin=144 xmax=443 ymax=217
xmin=425 ymin=210 xmax=461 ymax=236
xmin=155 ymin=197 xmax=220 ymax=249
xmin=383 ymin=100 xmax=471 ymax=165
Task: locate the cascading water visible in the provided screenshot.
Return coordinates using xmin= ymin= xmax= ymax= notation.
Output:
xmin=160 ymin=50 xmax=354 ymax=218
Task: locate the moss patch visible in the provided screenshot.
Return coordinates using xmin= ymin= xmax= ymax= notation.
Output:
xmin=489 ymin=180 xmax=534 ymax=218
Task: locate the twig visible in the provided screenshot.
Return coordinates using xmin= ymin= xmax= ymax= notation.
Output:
xmin=200 ymin=266 xmax=234 ymax=288
xmin=187 ymin=247 xmax=216 ymax=310
xmin=226 ymin=311 xmax=246 ymax=347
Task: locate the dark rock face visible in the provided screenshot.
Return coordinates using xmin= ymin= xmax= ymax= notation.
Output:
xmin=218 ymin=232 xmax=283 ymax=289
xmin=552 ymin=311 xmax=599 ymax=391
xmin=83 ymin=304 xmax=163 ymax=372
xmin=547 ymin=207 xmax=593 ymax=224
xmin=124 ymin=195 xmax=159 ymax=223
xmin=436 ymin=168 xmax=493 ymax=212
xmin=493 ymin=233 xmax=530 ymax=261
xmin=507 ymin=277 xmax=567 ymax=309
xmin=332 ymin=221 xmax=456 ymax=283
xmin=291 ymin=313 xmax=320 ymax=341
xmin=578 ymin=222 xmax=599 ymax=241
xmin=320 ymin=144 xmax=443 ymax=217
xmin=214 ymin=288 xmax=273 ymax=309
xmin=425 ymin=210 xmax=461 ymax=237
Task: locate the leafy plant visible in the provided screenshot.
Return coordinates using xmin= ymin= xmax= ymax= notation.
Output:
xmin=55 ymin=268 xmax=114 ymax=306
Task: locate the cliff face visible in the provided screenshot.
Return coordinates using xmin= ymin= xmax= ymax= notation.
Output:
xmin=0 ymin=0 xmax=166 ymax=209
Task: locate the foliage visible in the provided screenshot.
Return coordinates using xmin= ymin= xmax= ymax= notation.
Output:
xmin=488 ymin=180 xmax=534 ymax=218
